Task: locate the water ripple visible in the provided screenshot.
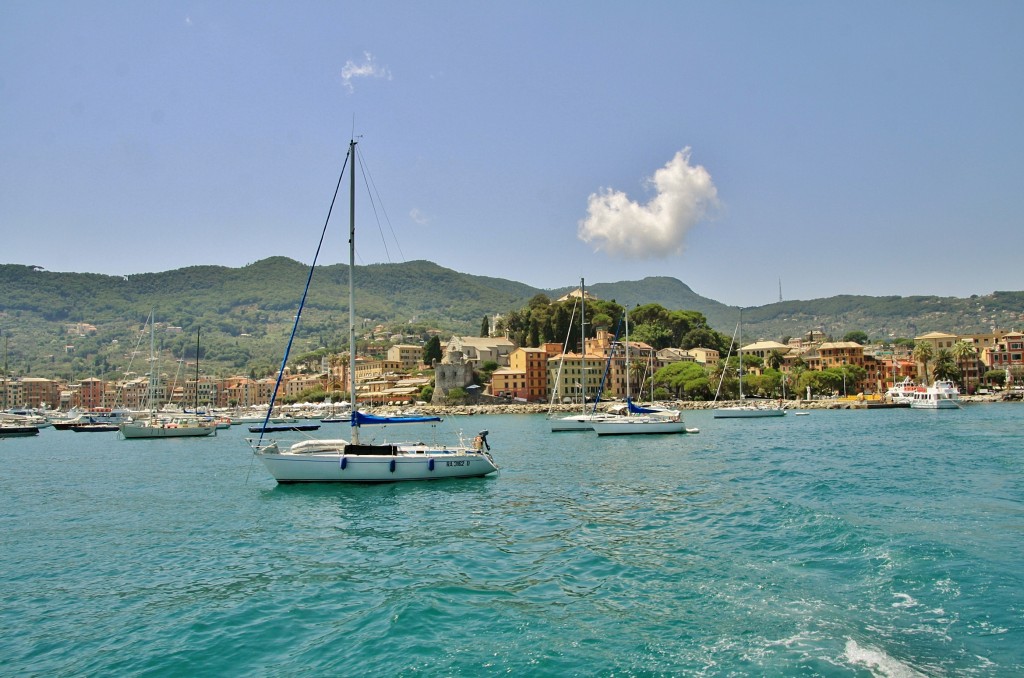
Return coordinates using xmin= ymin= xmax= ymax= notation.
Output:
xmin=1 ymin=408 xmax=1021 ymax=675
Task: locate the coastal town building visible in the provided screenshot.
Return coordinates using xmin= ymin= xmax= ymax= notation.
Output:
xmin=982 ymin=331 xmax=1024 ymax=386
xmin=0 ymin=377 xmax=62 ymax=409
xmin=444 ymin=336 xmax=517 ymax=367
xmin=76 ymin=377 xmax=108 ymax=409
xmin=120 ymin=376 xmax=155 ymax=410
xmin=493 ymin=346 xmax=555 ymax=402
xmin=556 ymin=287 xmax=595 ymax=303
xmin=685 ymin=347 xmax=719 ymax=366
xmin=490 ymin=366 xmax=526 ymax=400
xmin=913 ymin=331 xmax=959 ymax=354
xmin=657 ymin=347 xmax=695 ymax=364
xmin=217 ymin=377 xmax=259 ymax=408
xmin=282 ymin=374 xmax=324 ymax=401
xmin=10 ymin=317 xmax=1023 ymax=411
xmin=354 ymin=359 xmax=403 ymax=383
xmin=605 ymin=335 xmax=660 ymax=401
xmin=387 ymin=344 xmax=423 ymax=371
xmin=180 ymin=377 xmax=218 ymax=408
xmin=741 ymin=340 xmax=790 ymax=363
xmin=546 ymin=345 xmax=605 ymax=404
xmin=817 ymin=342 xmax=866 ymax=370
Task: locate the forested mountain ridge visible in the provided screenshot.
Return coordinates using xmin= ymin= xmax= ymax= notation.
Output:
xmin=1 ymin=260 xmax=1021 ymax=380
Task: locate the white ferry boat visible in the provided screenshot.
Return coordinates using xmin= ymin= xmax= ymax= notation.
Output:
xmin=909 ymin=380 xmax=961 ymax=409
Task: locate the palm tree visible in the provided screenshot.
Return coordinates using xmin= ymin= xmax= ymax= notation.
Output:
xmin=933 ymin=349 xmax=959 ymax=382
xmin=912 ymin=342 xmax=934 ymax=384
xmin=951 ymin=340 xmax=978 ymax=394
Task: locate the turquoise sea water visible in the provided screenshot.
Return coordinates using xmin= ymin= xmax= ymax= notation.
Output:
xmin=2 ymin=404 xmax=1022 ymax=676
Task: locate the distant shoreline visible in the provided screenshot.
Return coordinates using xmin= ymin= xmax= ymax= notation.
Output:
xmin=396 ymin=393 xmax=1017 ymax=417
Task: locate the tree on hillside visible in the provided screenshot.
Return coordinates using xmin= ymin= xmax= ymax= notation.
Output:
xmin=843 ymin=330 xmax=869 ymax=345
xmin=629 ymin=322 xmax=674 ymax=350
xmin=681 ymin=327 xmax=730 ymax=354
xmin=423 ymin=336 xmax=442 ymax=365
xmin=527 ymin=319 xmax=540 ymax=347
xmin=528 ymin=293 xmax=551 ymax=309
xmin=480 ymin=316 xmax=489 ymax=337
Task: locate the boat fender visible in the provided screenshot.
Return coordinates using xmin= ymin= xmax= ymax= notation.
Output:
xmin=340 ymin=456 xmax=348 ymax=470
xmin=428 ymin=458 xmax=435 ymax=471
xmin=389 ymin=459 xmax=396 ymax=473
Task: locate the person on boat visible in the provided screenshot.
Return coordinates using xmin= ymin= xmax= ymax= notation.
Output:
xmin=473 ymin=430 xmax=490 ymax=451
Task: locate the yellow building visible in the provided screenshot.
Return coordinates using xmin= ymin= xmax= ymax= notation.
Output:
xmin=387 ymin=344 xmax=422 ymax=371
xmin=817 ymin=341 xmax=865 ymax=369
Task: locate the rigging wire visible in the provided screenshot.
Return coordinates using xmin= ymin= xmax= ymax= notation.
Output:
xmin=256 ymin=145 xmax=351 ymax=448
xmin=546 ymin=298 xmax=579 ymax=413
xmin=353 ymin=143 xmax=407 ymax=265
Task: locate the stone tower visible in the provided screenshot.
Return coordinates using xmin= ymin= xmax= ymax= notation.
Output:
xmin=431 ymin=350 xmax=477 ymax=404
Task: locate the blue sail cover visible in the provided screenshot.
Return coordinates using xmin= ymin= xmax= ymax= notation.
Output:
xmin=627 ymin=398 xmax=661 ymax=415
xmin=353 ymin=411 xmax=441 ymax=426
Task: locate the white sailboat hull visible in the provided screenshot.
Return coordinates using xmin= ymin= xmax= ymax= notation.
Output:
xmin=256 ymin=444 xmax=498 ymax=483
xmin=589 ymin=417 xmax=689 ymax=435
xmin=550 ymin=413 xmax=621 ymax=432
xmin=713 ymin=407 xmax=787 ymax=419
xmin=120 ymin=422 xmax=216 ymax=438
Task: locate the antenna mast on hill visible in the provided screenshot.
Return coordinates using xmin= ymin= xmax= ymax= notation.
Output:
xmin=778 ymin=278 xmax=783 ymax=302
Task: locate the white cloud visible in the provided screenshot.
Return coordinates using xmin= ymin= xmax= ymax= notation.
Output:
xmin=340 ymin=52 xmax=392 ymax=93
xmin=577 ymin=148 xmax=718 ymax=259
xmin=409 ymin=208 xmax=429 ymax=225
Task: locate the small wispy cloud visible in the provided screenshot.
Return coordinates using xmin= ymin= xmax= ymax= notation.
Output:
xmin=409 ymin=208 xmax=429 ymax=225
xmin=341 ymin=51 xmax=392 ymax=93
xmin=577 ymin=148 xmax=718 ymax=259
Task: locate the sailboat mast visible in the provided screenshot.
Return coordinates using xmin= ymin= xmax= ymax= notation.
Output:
xmin=625 ymin=310 xmax=630 ymax=402
xmin=737 ymin=308 xmax=744 ymax=401
xmin=348 ymin=139 xmax=359 ymax=445
xmin=148 ymin=312 xmax=157 ymax=414
xmin=195 ymin=326 xmax=200 ymax=412
xmin=580 ymin=277 xmax=585 ymax=411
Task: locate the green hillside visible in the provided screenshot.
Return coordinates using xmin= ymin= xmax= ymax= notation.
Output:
xmin=1 ymin=260 xmax=1021 ymax=381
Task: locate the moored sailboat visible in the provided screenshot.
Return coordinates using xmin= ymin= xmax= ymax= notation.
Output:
xmin=549 ymin=278 xmax=621 ymax=431
xmin=589 ymin=311 xmax=689 ymax=436
xmin=119 ymin=319 xmax=216 ymax=439
xmin=247 ymin=138 xmax=497 ymax=483
xmin=713 ymin=310 xmax=786 ymax=419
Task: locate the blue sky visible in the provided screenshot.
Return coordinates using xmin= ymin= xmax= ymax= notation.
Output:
xmin=2 ymin=2 xmax=1022 ymax=307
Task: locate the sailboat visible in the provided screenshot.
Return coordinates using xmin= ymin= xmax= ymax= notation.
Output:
xmin=589 ymin=311 xmax=689 ymax=435
xmin=713 ymin=309 xmax=786 ymax=419
xmin=248 ymin=138 xmax=498 ymax=483
xmin=549 ymin=278 xmax=619 ymax=432
xmin=120 ymin=319 xmax=217 ymax=438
